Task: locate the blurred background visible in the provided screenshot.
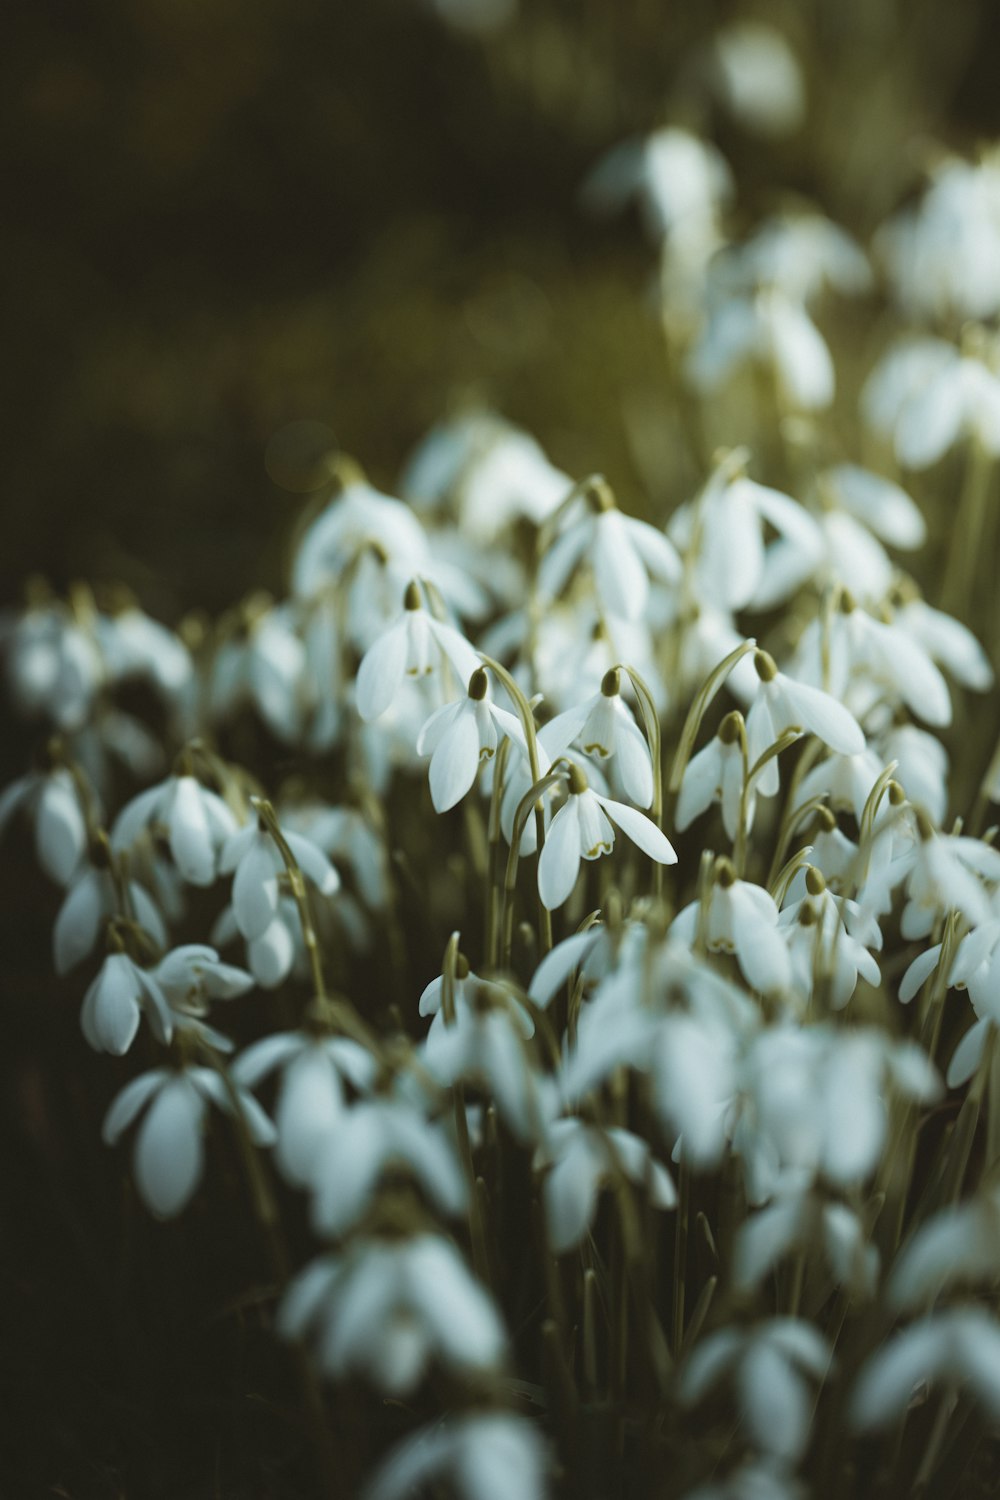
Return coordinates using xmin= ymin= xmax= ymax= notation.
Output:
xmin=4 ymin=1 xmax=1000 ymax=1494
xmin=4 ymin=0 xmax=1000 ymax=621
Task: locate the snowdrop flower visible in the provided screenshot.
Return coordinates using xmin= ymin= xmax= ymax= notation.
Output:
xmin=746 ymin=650 xmax=865 ymax=797
xmin=403 ymin=411 xmax=570 ymax=541
xmin=234 ymin=1031 xmax=377 ymax=1185
xmin=80 ymin=949 xmax=174 ymax=1055
xmin=113 ymin=773 xmax=240 ymax=887
xmin=875 ymin=151 xmax=1000 ymax=323
xmin=686 ymin=288 xmax=835 ymax=411
xmin=677 ymin=711 xmax=748 ymax=841
xmin=866 ymin=813 xmax=1000 ymax=937
xmin=537 ymin=764 xmax=677 ymax=911
xmin=0 ymin=764 xmax=88 ymax=884
xmin=862 ymin=335 xmax=1000 ymax=470
xmin=279 ymin=1235 xmax=504 ymax=1393
xmin=220 ymin=814 xmax=339 ymax=943
xmin=153 ymin=944 xmax=254 ymax=1021
xmin=212 ymin=894 xmax=302 ymax=989
xmin=889 ymin=1192 xmax=1000 ymax=1310
xmin=672 ymin=861 xmax=791 ymax=995
xmin=706 ymin=23 xmax=806 ymax=139
xmin=894 ymin=597 xmax=994 ymax=693
xmin=819 ymin=462 xmax=926 ymax=558
xmin=679 ymin=1319 xmax=832 ymax=1462
xmin=735 ymin=1194 xmax=879 ymax=1299
xmin=779 ymin=869 xmax=882 ymax=1010
xmin=210 ymin=599 xmax=313 ymax=744
xmin=668 ymin=456 xmax=823 ymax=612
xmin=541 ymin=667 xmax=653 ymax=807
xmin=537 ymin=483 xmax=681 ymax=623
xmin=308 ymin=1097 xmax=466 ymax=1236
xmin=850 ymin=1308 xmax=1000 ymax=1430
xmin=355 ymin=581 xmax=479 ymax=723
xmin=97 ymin=603 xmax=193 ymax=703
xmin=3 ymin=601 xmax=104 ymax=730
xmin=102 ymin=1065 xmax=276 ymax=1217
xmin=718 ymin=213 xmax=871 ymax=306
xmin=582 ymin=126 xmax=733 ymax=247
xmin=793 ymin=746 xmax=884 ymax=826
xmin=534 ymin=1117 xmax=675 ymax=1253
xmin=364 ymin=1413 xmax=548 ymax=1500
xmin=421 ymin=981 xmax=542 ymax=1142
xmin=282 ymin=802 xmax=390 ymax=910
xmin=416 ymin=667 xmax=527 ymax=813
xmin=53 ymin=858 xmax=167 ymax=975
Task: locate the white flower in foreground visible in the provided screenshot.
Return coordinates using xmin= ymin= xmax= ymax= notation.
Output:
xmin=542 ymin=667 xmax=654 ymax=807
xmin=746 ymin=649 xmax=865 ymax=797
xmin=0 ymin=765 xmax=89 ymax=885
xmin=153 ymin=943 xmax=254 ymax=1018
xmin=364 ymin=1413 xmax=548 ymax=1500
xmin=279 ymin=1235 xmax=504 ymax=1393
xmin=103 ymin=1065 xmax=275 ymax=1217
xmin=534 ymin=1117 xmax=675 ymax=1253
xmin=850 ymin=1308 xmax=1000 ymax=1430
xmin=355 ymin=581 xmax=480 ymax=722
xmin=537 ymin=765 xmax=677 ymax=911
xmin=112 ymin=773 xmax=239 ymax=886
xmin=677 ymin=711 xmax=747 ymax=841
xmin=308 ymin=1098 xmax=466 ymax=1236
xmin=212 ymin=895 xmax=302 ymax=989
xmin=679 ymin=1319 xmax=832 ymax=1462
xmin=220 ymin=815 xmax=339 ymax=942
xmin=234 ymin=1030 xmax=377 ymax=1185
xmin=537 ymin=487 xmax=681 ymax=623
xmin=866 ymin=814 xmax=1000 ymax=937
xmin=416 ymin=667 xmax=527 ymax=812
xmin=779 ymin=869 xmax=882 ymax=1010
xmin=81 ymin=950 xmax=174 ymax=1055
xmin=672 ymin=863 xmax=791 ymax=996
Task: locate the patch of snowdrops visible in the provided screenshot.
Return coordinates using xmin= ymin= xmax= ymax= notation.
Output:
xmin=9 ymin=73 xmax=1000 ymax=1500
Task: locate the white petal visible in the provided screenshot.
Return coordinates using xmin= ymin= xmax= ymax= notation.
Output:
xmin=134 ymin=1075 xmax=204 ymax=1217
xmin=594 ymin=509 xmax=647 ymax=620
xmin=543 ymin=1130 xmax=601 ymax=1253
xmin=54 ymin=871 xmax=104 ymax=974
xmin=429 ymin=703 xmax=481 ymax=812
xmin=232 ymin=836 xmax=281 ymax=940
xmin=356 ymin=617 xmax=408 ymax=722
xmin=102 ymin=1069 xmax=169 ymax=1144
xmin=777 ymin=675 xmax=865 ymax=755
xmin=284 ymin=831 xmax=340 ymax=895
xmin=537 ymin=798 xmax=583 ymax=911
xmin=168 ymin=777 xmax=216 ymax=886
xmin=36 ymin=775 xmax=86 ymax=884
xmin=596 ymin=795 xmax=677 ymax=864
xmin=677 ymin=740 xmax=723 ymax=831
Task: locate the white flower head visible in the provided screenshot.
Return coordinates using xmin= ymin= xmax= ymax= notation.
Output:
xmin=537 ymin=764 xmax=677 ymax=911
xmin=416 ymin=666 xmax=527 ymax=813
xmin=364 ymin=1413 xmax=548 ymax=1500
xmin=676 ymin=710 xmax=748 ymax=841
xmin=220 ymin=810 xmax=339 ymax=943
xmin=81 ymin=948 xmax=174 ymax=1056
xmin=355 ymin=580 xmax=480 ymax=723
xmin=112 ymin=772 xmax=240 ymax=887
xmin=747 ymin=649 xmax=865 ymax=798
xmin=0 ymin=764 xmax=89 ymax=885
xmin=537 ymin=483 xmax=681 ymax=624
xmin=535 ymin=1117 xmax=675 ymax=1253
xmin=102 ymin=1065 xmax=275 ymax=1217
xmin=541 ymin=666 xmax=654 ymax=808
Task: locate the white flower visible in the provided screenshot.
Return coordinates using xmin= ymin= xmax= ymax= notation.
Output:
xmin=889 ymin=1193 xmax=1000 ymax=1310
xmin=668 ymin=456 xmax=823 ymax=612
xmin=308 ymin=1097 xmax=466 ymax=1236
xmin=102 ymin=1065 xmax=275 ymax=1217
xmin=363 ymin=1413 xmax=548 ymax=1500
xmin=234 ymin=1031 xmax=378 ymax=1185
xmin=866 ymin=817 xmax=1000 ymax=937
xmin=676 ymin=712 xmax=747 ymax=841
xmin=419 ymin=974 xmax=540 ymax=1140
xmin=416 ymin=667 xmax=527 ymax=812
xmin=279 ymin=1235 xmax=504 ymax=1393
xmin=4 ymin=602 xmax=104 ymax=730
xmin=850 ymin=1308 xmax=1000 ymax=1430
xmin=53 ymin=863 xmax=167 ymax=975
xmin=112 ymin=773 xmax=239 ymax=887
xmin=735 ymin=1194 xmax=878 ymax=1299
xmin=537 ymin=766 xmax=677 ymax=911
xmin=746 ymin=650 xmax=865 ymax=797
xmin=0 ymin=765 xmax=89 ymax=885
xmin=97 ymin=605 xmax=193 ymax=702
xmin=778 ymin=870 xmax=882 ymax=1010
xmin=686 ymin=288 xmax=835 ymax=411
xmin=402 ymin=411 xmax=570 ymax=541
xmin=582 ymin=126 xmax=733 ymax=246
xmin=220 ymin=816 xmax=339 ymax=942
xmin=534 ymin=1117 xmax=675 ymax=1253
xmin=537 ymin=489 xmax=681 ymax=623
xmin=862 ymin=336 xmax=1000 ymax=470
xmin=153 ymin=943 xmax=254 ymax=1018
xmin=541 ymin=667 xmax=654 ymax=807
xmin=80 ymin=950 xmax=174 ymax=1055
xmin=282 ymin=802 xmax=390 ymax=909
xmin=708 ymin=22 xmax=806 ymax=139
xmin=680 ymin=1319 xmax=832 ymax=1462
xmin=672 ymin=865 xmax=791 ymax=996
xmin=355 ymin=582 xmax=480 ymax=723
